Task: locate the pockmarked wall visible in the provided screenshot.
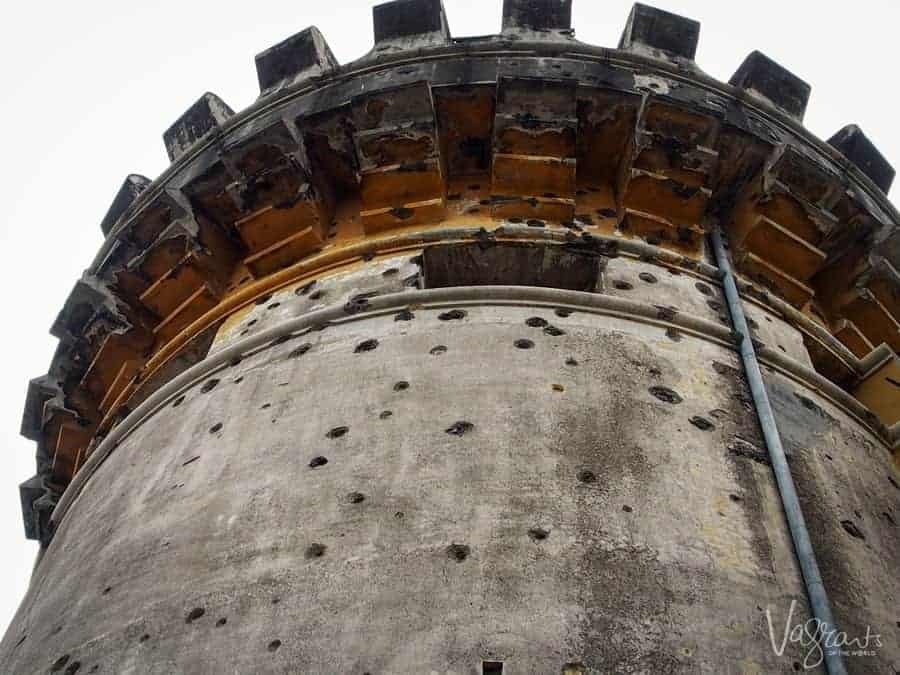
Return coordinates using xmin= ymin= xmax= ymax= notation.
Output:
xmin=3 ymin=1 xmax=898 ymax=673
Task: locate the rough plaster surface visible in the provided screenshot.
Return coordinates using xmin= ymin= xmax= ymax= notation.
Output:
xmin=2 ymin=258 xmax=898 ymax=674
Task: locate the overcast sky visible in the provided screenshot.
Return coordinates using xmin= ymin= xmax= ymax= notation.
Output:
xmin=0 ymin=0 xmax=896 ymax=637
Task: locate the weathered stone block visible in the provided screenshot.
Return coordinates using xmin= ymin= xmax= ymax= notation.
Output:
xmin=618 ymin=3 xmax=700 ymax=60
xmin=828 ymin=125 xmax=895 ymax=193
xmin=730 ymin=51 xmax=810 ymax=121
xmin=100 ymin=174 xmax=151 ymax=237
xmin=162 ymin=92 xmax=234 ymax=162
xmin=501 ymin=0 xmax=572 ymax=32
xmin=373 ymin=0 xmax=450 ymax=47
xmin=255 ymin=26 xmax=338 ymax=96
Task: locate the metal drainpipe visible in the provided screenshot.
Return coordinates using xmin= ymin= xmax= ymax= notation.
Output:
xmin=711 ymin=228 xmax=846 ymax=675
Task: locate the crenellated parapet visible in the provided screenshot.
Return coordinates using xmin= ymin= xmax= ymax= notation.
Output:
xmin=19 ymin=0 xmax=899 ymax=542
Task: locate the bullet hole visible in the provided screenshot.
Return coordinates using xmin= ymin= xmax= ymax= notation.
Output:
xmin=233 ymin=376 xmax=244 ymax=384
xmin=268 ymin=639 xmax=282 ymax=652
xmin=209 ymin=423 xmax=223 ymax=434
xmin=552 ymin=384 xmax=565 ymax=392
xmin=439 ymin=309 xmax=467 ymax=321
xmin=528 ymin=527 xmax=549 ymax=541
xmin=271 ymin=598 xmax=280 ymax=604
xmin=840 ymin=520 xmax=865 ymax=541
xmin=526 ymin=317 xmax=548 ymax=328
xmin=394 ymin=308 xmax=415 ymax=321
xmin=305 ymin=543 xmax=326 ymax=559
xmin=613 ymin=280 xmax=633 ymax=290
xmin=295 ymin=280 xmax=316 ymax=296
xmin=240 ymin=329 xmax=250 ymax=337
xmin=379 ymin=410 xmax=393 ymax=419
xmin=430 ymin=345 xmax=448 ymax=355
xmin=555 ymin=308 xmax=572 ymax=317
xmin=648 ymin=366 xmax=662 ymax=377
xmin=889 ymin=476 xmax=900 ymax=491
xmin=825 ymin=454 xmax=833 ymax=461
xmin=882 ymin=512 xmax=895 ymax=526
xmin=578 ymin=469 xmax=597 ymax=484
xmin=200 ymin=379 xmax=220 ymax=394
xmin=102 ymin=586 xmax=111 ymax=595
xmin=689 ymin=416 xmax=714 ymax=431
xmin=182 ymin=456 xmax=200 ymax=467
xmin=309 ymin=456 xmax=328 ymax=468
xmin=382 ymin=267 xmax=399 ymax=277
xmin=309 ymin=290 xmax=323 ymax=300
xmin=649 ymin=386 xmax=682 ymax=404
xmin=392 ymin=206 xmax=415 ymax=219
xmin=213 ymin=617 xmax=227 ymax=627
xmin=728 ymin=438 xmax=770 ymax=465
xmin=446 ymin=421 xmax=474 ymax=436
xmin=544 ymin=325 xmax=565 ymax=336
xmin=792 ymin=662 xmax=801 ymax=672
xmin=695 ymin=282 xmax=713 ymax=296
xmin=446 ymin=544 xmax=470 ymax=562
xmin=565 ymin=357 xmax=579 ymax=366
xmin=229 ymin=356 xmax=243 ymax=368
xmin=639 ymin=272 xmax=658 ymax=284
xmin=394 ymin=381 xmax=409 ymax=391
xmin=348 ymin=492 xmax=365 ymax=504
xmin=395 ymin=511 xmax=405 ymax=519
xmin=622 ymin=505 xmax=633 ymax=513
xmin=267 ymin=302 xmax=281 ymax=310
xmin=326 ymin=426 xmax=349 ymax=439
xmin=289 ymin=343 xmax=312 ymax=358
xmin=261 ymin=403 xmax=271 ymax=409
xmin=255 ymin=294 xmax=273 ymax=306
xmin=665 ymin=328 xmax=682 ymax=342
xmin=354 ymin=339 xmax=379 ymax=353
xmin=778 ymin=345 xmax=786 ymax=353
xmin=50 ymin=655 xmax=70 ymax=672
xmin=656 ymin=306 xmax=677 ymax=321
xmin=729 ymin=494 xmax=742 ymax=502
xmin=247 ymin=319 xmax=258 ymax=327
xmin=515 ymin=338 xmax=535 ymax=349
xmin=172 ymin=395 xmax=185 ymax=408
xmin=344 ymin=297 xmax=370 ymax=315
xmin=139 ymin=634 xmax=150 ymax=643
xmin=63 ymin=662 xmax=81 ymax=675
xmin=185 ymin=607 xmax=206 ymax=624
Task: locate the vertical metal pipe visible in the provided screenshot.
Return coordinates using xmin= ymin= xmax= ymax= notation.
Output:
xmin=711 ymin=228 xmax=847 ymax=675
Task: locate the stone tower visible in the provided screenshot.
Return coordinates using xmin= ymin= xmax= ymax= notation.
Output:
xmin=3 ymin=1 xmax=899 ymax=673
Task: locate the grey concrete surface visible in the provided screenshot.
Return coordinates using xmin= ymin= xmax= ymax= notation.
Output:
xmin=3 ymin=254 xmax=896 ymax=674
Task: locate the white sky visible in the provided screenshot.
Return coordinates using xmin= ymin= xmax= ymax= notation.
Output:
xmin=0 ymin=0 xmax=896 ymax=637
